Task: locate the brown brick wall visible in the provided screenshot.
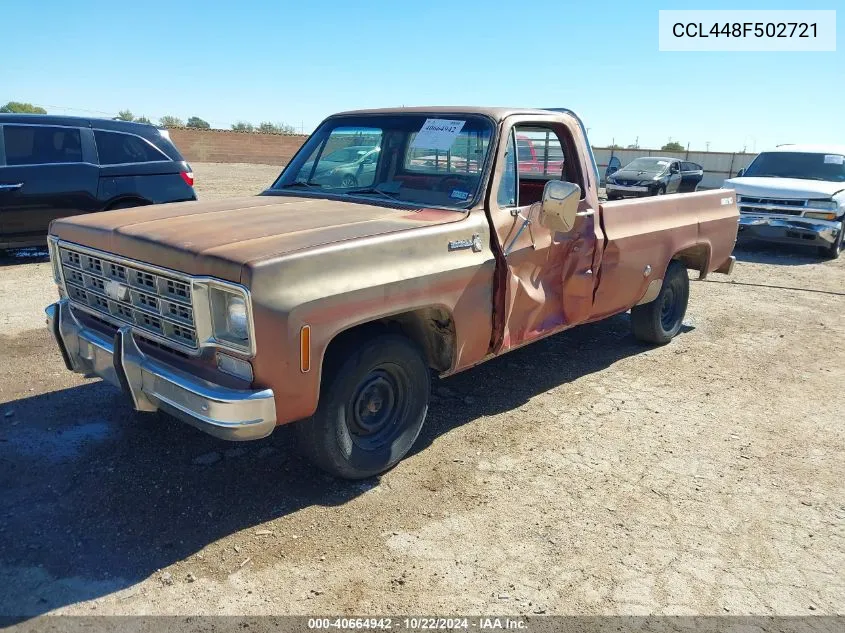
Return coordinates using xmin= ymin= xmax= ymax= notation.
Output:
xmin=167 ymin=128 xmax=309 ymax=166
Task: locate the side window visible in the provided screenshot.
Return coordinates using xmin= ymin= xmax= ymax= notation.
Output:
xmin=95 ymin=130 xmax=167 ymax=165
xmin=514 ymin=127 xmax=566 ymax=178
xmin=4 ymin=125 xmax=83 ymax=165
xmin=496 ymin=132 xmax=517 ymax=208
xmin=516 ymin=139 xmax=535 ymax=163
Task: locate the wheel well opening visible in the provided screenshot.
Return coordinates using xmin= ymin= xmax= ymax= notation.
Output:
xmin=324 ymin=308 xmax=456 ymax=375
xmin=672 ymin=244 xmax=710 ymax=279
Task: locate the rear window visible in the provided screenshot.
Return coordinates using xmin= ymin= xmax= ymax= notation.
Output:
xmin=95 ymin=130 xmax=168 ymax=165
xmin=3 ymin=125 xmax=83 ymax=165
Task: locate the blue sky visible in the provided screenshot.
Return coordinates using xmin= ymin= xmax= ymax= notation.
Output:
xmin=3 ymin=0 xmax=841 ymax=151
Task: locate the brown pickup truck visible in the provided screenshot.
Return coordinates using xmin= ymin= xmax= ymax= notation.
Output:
xmin=45 ymin=106 xmax=738 ymax=478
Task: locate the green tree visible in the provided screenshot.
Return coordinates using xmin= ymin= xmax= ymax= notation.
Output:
xmin=116 ymin=109 xmax=135 ymax=121
xmin=258 ymin=121 xmax=296 ymax=134
xmin=135 ymin=116 xmax=152 ymax=125
xmin=186 ymin=116 xmax=210 ymax=129
xmin=159 ymin=115 xmax=184 ymax=128
xmin=0 ymin=101 xmax=47 ymax=114
xmin=661 ymin=141 xmax=684 ymax=152
xmin=231 ymin=121 xmax=254 ymax=132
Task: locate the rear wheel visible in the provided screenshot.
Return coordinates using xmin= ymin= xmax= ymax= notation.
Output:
xmin=631 ymin=260 xmax=689 ymax=344
xmin=820 ymin=221 xmax=843 ymax=260
xmin=295 ymin=333 xmax=430 ymax=479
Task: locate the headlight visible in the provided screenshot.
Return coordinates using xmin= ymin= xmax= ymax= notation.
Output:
xmin=806 ymin=200 xmax=838 ymax=212
xmin=636 ymin=181 xmax=653 ymax=186
xmin=226 ymin=296 xmax=248 ymax=339
xmin=207 ymin=285 xmax=252 ymax=351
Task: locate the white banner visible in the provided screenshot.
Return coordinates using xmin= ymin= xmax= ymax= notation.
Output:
xmin=658 ymin=10 xmax=836 ymax=52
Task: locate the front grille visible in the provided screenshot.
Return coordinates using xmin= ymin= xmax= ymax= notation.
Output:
xmin=739 ymin=196 xmax=805 ymax=207
xmin=60 ymin=245 xmax=198 ymax=351
xmin=738 ymin=196 xmax=807 ymax=216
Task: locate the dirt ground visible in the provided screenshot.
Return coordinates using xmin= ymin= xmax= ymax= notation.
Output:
xmin=0 ymin=163 xmax=843 ymax=618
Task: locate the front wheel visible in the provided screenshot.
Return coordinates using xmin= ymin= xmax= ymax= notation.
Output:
xmin=295 ymin=333 xmax=430 ymax=479
xmin=820 ymin=221 xmax=843 ymax=260
xmin=631 ymin=260 xmax=689 ymax=344
xmin=340 ymin=174 xmax=358 ymax=188
xmin=654 ymin=185 xmax=666 ymax=196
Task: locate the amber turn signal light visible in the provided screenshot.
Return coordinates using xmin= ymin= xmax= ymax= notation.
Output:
xmin=300 ymin=325 xmax=311 ymax=373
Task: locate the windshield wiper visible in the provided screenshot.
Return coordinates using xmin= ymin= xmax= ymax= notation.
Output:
xmin=279 ymin=181 xmax=320 ymax=190
xmin=344 ymin=186 xmax=400 ymax=201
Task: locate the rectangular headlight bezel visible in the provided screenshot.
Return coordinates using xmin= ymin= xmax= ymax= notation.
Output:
xmin=47 ymin=236 xmax=64 ymax=286
xmin=192 ymin=279 xmax=255 ymax=357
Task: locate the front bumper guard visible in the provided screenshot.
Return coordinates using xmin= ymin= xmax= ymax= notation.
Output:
xmin=738 ymin=214 xmax=841 ymax=247
xmin=46 ymin=300 xmax=277 ymax=441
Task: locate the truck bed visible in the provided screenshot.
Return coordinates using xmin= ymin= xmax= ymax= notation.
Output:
xmin=590 ymin=189 xmax=738 ymax=319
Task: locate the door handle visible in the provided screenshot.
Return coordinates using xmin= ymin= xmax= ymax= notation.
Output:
xmin=576 ymin=209 xmax=595 ymax=217
xmin=0 ymin=183 xmax=24 ymax=191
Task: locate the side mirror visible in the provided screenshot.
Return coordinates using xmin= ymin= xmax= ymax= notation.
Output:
xmin=540 ymin=180 xmax=581 ymax=233
xmin=736 ymin=168 xmax=746 ymax=177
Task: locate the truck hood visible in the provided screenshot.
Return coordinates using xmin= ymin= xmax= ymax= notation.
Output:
xmin=50 ymin=195 xmax=463 ymax=284
xmin=723 ymin=177 xmax=845 ymax=199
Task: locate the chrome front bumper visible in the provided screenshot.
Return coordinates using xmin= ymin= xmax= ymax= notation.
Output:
xmin=606 ymin=183 xmax=649 ymax=193
xmin=45 ymin=300 xmax=277 ymax=441
xmin=738 ymin=214 xmax=841 ymax=247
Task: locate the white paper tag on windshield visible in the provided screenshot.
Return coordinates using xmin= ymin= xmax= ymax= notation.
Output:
xmin=824 ymin=154 xmax=844 ymax=165
xmin=411 ymin=119 xmax=466 ymax=151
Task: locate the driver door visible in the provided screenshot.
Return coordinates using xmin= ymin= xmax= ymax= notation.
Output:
xmin=487 ymin=116 xmax=601 ymax=352
xmin=667 ymin=161 xmax=683 ymax=193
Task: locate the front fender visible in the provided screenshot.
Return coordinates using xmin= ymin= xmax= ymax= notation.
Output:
xmin=244 ymin=211 xmax=496 ymax=425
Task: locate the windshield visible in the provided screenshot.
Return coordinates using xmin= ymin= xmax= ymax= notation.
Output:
xmin=271 ymin=114 xmax=494 ymax=208
xmin=622 ymin=158 xmax=671 ymax=173
xmin=743 ymin=151 xmax=845 ymax=182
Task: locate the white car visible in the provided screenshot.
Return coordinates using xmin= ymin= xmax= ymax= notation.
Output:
xmin=724 ymin=144 xmax=845 ymax=259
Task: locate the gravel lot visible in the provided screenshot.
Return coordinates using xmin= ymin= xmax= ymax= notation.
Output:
xmin=1 ymin=163 xmax=843 ymax=618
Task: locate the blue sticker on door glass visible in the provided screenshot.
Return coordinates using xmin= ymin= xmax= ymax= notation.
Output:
xmin=450 ymin=189 xmax=470 ymax=200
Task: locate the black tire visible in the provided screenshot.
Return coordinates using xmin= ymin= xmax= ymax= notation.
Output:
xmin=607 ymin=194 xmax=620 ymax=201
xmin=340 ymin=174 xmax=358 ymax=188
xmin=654 ymin=185 xmax=666 ymax=196
xmin=820 ymin=221 xmax=843 ymax=260
xmin=631 ymin=260 xmax=689 ymax=344
xmin=295 ymin=333 xmax=430 ymax=479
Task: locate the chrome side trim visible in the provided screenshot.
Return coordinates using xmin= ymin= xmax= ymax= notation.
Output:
xmin=45 ymin=300 xmax=276 ymax=441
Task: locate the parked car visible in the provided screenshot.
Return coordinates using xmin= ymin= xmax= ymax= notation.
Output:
xmin=605 ymin=157 xmax=703 ymax=199
xmin=724 ymin=144 xmax=845 ymax=258
xmin=516 ymin=133 xmax=564 ymax=175
xmin=0 ymin=114 xmax=196 ymax=251
xmin=297 ymin=145 xmax=380 ymax=189
xmin=44 ymin=106 xmax=738 ymax=479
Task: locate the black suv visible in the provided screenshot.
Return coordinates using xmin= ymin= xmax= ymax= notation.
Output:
xmin=0 ymin=115 xmax=196 ymax=250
